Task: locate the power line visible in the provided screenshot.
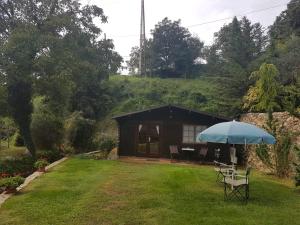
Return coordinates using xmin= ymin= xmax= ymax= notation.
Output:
xmin=107 ymin=1 xmax=289 ymax=39
xmin=187 ymin=3 xmax=288 ymax=28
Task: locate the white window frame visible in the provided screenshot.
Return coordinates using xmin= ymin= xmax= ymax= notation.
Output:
xmin=182 ymin=124 xmax=207 ymax=144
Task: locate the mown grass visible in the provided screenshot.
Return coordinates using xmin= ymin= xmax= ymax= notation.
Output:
xmin=0 ymin=158 xmax=299 ymax=225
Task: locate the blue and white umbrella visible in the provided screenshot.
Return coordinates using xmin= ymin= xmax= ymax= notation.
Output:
xmin=197 ymin=120 xmax=276 ymax=145
xmin=197 ymin=120 xmax=276 ymax=164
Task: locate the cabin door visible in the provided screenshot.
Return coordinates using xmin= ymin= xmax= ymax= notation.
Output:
xmin=137 ymin=123 xmax=160 ymax=157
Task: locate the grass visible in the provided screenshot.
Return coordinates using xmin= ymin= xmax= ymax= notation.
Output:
xmin=0 ymin=146 xmax=28 ymax=160
xmin=108 ymin=75 xmax=241 ymax=118
xmin=0 ymin=158 xmax=300 ymax=225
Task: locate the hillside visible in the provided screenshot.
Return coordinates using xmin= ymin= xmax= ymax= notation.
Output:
xmin=96 ymin=75 xmax=241 ymax=139
xmin=107 ymin=75 xmax=241 ymax=118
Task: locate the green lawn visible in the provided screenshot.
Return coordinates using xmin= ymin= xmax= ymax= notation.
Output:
xmin=0 ymin=158 xmax=300 ymax=225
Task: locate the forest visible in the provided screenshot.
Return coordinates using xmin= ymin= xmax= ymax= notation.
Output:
xmin=0 ymin=0 xmax=299 ymax=178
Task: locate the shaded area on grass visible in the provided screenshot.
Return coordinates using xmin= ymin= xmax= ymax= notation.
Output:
xmin=0 ymin=159 xmax=299 ymax=225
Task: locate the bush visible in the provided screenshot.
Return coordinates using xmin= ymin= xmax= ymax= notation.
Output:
xmin=98 ymin=137 xmax=117 ymax=152
xmin=12 ymin=131 xmax=25 ymax=147
xmin=36 ymin=149 xmax=63 ymax=163
xmin=65 ymin=112 xmax=96 ymax=153
xmin=294 ymin=146 xmax=300 ymax=186
xmin=190 ymin=91 xmax=207 ymax=104
xmin=31 ymin=112 xmax=64 ymax=150
xmin=255 ymin=117 xmax=298 ymax=178
xmin=0 ymin=176 xmax=25 ymax=190
xmin=0 ymin=157 xmax=34 ymax=177
xmin=34 ymin=159 xmax=49 ymax=170
xmin=61 ymin=145 xmax=76 ymax=155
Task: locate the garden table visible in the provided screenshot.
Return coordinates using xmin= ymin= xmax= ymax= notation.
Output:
xmin=181 ymin=147 xmax=195 ymax=160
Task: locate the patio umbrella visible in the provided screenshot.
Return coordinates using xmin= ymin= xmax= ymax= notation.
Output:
xmin=197 ymin=120 xmax=276 ymax=163
xmin=197 ymin=120 xmax=276 ymax=145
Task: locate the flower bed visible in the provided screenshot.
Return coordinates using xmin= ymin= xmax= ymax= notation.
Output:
xmin=0 ymin=176 xmax=25 ymax=194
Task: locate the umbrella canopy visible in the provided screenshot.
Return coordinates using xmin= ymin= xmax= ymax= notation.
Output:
xmin=197 ymin=120 xmax=276 ymax=145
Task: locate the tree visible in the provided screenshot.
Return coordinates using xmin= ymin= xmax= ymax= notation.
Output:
xmin=128 ymin=18 xmax=203 ymax=77
xmin=212 ymin=16 xmax=267 ymax=69
xmin=0 ymin=0 xmax=121 ymax=157
xmin=151 ymin=18 xmax=203 ymax=77
xmin=127 ymin=46 xmax=140 ymax=75
xmin=203 ymin=17 xmax=267 ymax=98
xmin=243 ymin=63 xmax=280 ymax=114
xmin=269 ymin=0 xmax=300 ymax=41
xmin=127 ymin=40 xmax=154 ymax=76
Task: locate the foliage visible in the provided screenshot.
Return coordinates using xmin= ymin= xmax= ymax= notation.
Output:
xmin=108 ymin=76 xmax=241 ymax=118
xmin=34 ymin=160 xmax=49 ymax=170
xmin=0 ymin=146 xmax=28 ymax=160
xmin=0 ymin=156 xmax=34 ymax=176
xmin=269 ymin=0 xmax=300 ymax=41
xmin=128 ymin=18 xmax=203 ymax=77
xmin=0 ymin=0 xmax=122 ymax=158
xmin=98 ymin=137 xmax=117 ymax=152
xmin=255 ymin=117 xmax=298 ymax=177
xmin=255 ymin=144 xmax=273 ymax=169
xmin=294 ymin=145 xmax=300 ymax=186
xmin=7 ymin=75 xmax=36 ymax=157
xmin=0 ymin=176 xmax=25 ymax=190
xmin=0 ymin=117 xmax=17 ymax=148
xmin=243 ymin=63 xmax=280 ymax=113
xmin=36 ymin=150 xmax=63 ymax=163
xmin=12 ymin=131 xmax=25 ymax=147
xmin=30 ymin=97 xmax=64 ymax=150
xmin=203 ymin=16 xmax=267 ymax=98
xmin=64 ymin=112 xmax=96 ymax=153
xmin=212 ymin=17 xmax=267 ymax=68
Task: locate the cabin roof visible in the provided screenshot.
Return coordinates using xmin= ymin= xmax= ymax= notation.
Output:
xmin=112 ymin=104 xmax=231 ymax=121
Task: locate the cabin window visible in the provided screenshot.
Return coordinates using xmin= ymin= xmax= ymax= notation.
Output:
xmin=183 ymin=125 xmax=207 ymax=143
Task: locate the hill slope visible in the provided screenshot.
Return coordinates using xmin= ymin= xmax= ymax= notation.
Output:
xmin=107 ymin=75 xmax=241 ymax=118
xmin=96 ymin=75 xmax=241 ymax=139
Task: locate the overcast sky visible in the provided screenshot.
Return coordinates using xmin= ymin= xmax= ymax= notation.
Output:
xmin=83 ymin=0 xmax=289 ymax=69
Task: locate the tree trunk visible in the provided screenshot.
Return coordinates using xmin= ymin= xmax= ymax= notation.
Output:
xmin=19 ymin=126 xmax=36 ymax=159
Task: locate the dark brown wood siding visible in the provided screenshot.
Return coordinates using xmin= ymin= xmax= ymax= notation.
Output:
xmin=115 ymin=105 xmax=238 ymax=163
xmin=119 ymin=121 xmax=136 ymax=156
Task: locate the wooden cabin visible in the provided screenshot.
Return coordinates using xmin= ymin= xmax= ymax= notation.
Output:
xmin=113 ymin=105 xmax=234 ymax=162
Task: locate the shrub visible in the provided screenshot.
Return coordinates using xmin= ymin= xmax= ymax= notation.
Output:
xmin=190 ymin=91 xmax=207 ymax=104
xmin=294 ymin=146 xmax=300 ymax=186
xmin=65 ymin=112 xmax=96 ymax=153
xmin=98 ymin=137 xmax=117 ymax=152
xmin=12 ymin=131 xmax=25 ymax=147
xmin=36 ymin=149 xmax=63 ymax=163
xmin=255 ymin=117 xmax=298 ymax=177
xmin=0 ymin=176 xmax=25 ymax=191
xmin=144 ymin=89 xmax=162 ymax=101
xmin=61 ymin=145 xmax=76 ymax=155
xmin=0 ymin=156 xmax=34 ymax=177
xmin=34 ymin=159 xmax=49 ymax=170
xmin=31 ymin=112 xmax=64 ymax=150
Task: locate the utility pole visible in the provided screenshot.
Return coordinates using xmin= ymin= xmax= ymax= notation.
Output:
xmin=104 ymin=33 xmax=109 ymax=80
xmin=139 ymin=0 xmax=146 ymax=76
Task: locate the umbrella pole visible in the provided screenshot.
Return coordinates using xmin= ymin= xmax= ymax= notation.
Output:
xmin=245 ymin=139 xmax=247 ymax=167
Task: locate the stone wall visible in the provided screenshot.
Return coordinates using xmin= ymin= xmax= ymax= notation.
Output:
xmin=240 ymin=112 xmax=300 ymax=173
